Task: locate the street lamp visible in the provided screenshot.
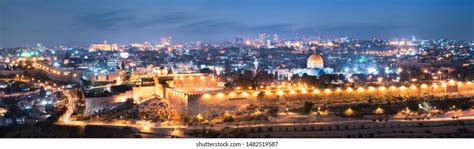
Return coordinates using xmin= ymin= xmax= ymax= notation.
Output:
xmin=344 ymin=108 xmax=354 ymax=117
xmin=374 ymin=107 xmax=384 ymax=115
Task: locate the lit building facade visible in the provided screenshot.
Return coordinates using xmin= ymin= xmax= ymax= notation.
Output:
xmin=89 ymin=41 xmax=119 ymax=51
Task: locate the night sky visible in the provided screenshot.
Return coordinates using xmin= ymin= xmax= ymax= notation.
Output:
xmin=1 ymin=0 xmax=473 ymax=47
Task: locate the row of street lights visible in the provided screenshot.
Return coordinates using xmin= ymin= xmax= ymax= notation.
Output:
xmin=200 ymin=80 xmax=473 ymax=99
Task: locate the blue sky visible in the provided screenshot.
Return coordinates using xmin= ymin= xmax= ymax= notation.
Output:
xmin=0 ymin=0 xmax=473 ymax=47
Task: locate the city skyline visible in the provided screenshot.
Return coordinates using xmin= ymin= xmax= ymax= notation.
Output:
xmin=2 ymin=0 xmax=474 ymax=141
xmin=1 ymin=0 xmax=473 ymax=47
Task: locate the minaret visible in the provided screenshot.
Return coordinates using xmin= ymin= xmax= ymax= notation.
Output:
xmin=253 ymin=58 xmax=259 ymax=75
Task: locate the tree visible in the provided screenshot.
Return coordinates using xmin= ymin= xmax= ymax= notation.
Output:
xmin=290 ymin=74 xmax=300 ymax=81
xmin=224 ymin=81 xmax=234 ymax=89
xmin=267 ymin=104 xmax=279 ymax=117
xmin=232 ymin=70 xmax=256 ymax=89
xmin=303 ymin=101 xmax=314 ymax=114
xmin=405 ymin=99 xmax=420 ymax=111
xmin=121 ymin=61 xmax=126 ymax=70
xmin=200 ymin=68 xmax=213 ymax=74
xmin=223 ymin=112 xmax=234 ymax=122
xmin=254 ymin=70 xmax=276 ymax=84
xmin=124 ymin=98 xmax=135 ymax=109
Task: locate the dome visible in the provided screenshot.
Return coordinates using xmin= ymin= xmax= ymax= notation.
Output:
xmin=307 ymin=54 xmax=324 ymax=69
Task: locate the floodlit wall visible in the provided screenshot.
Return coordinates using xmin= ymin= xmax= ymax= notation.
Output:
xmin=165 ymin=87 xmax=189 ymax=117
xmin=171 ymin=75 xmax=218 ymax=87
xmin=132 ymin=86 xmax=159 ymax=102
xmin=84 ymin=86 xmax=161 ymax=115
xmin=84 ymin=91 xmax=132 ymax=115
xmin=166 ymin=81 xmax=474 ymax=118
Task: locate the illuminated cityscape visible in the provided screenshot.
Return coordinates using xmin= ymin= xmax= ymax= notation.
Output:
xmin=1 ymin=0 xmax=474 ymax=141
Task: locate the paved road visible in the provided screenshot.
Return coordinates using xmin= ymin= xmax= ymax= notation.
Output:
xmin=55 ymin=111 xmax=474 ymax=137
xmin=58 ymin=90 xmax=75 ymax=123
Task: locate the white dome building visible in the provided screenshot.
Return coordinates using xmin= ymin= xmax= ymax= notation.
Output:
xmin=289 ymin=54 xmax=333 ymax=78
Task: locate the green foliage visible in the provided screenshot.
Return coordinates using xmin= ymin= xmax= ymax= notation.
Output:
xmin=267 ymin=104 xmax=279 ymax=117
xmin=223 ymin=115 xmax=234 ymax=122
xmin=303 ymin=101 xmax=314 ymax=114
xmin=246 ymin=104 xmax=258 ymax=111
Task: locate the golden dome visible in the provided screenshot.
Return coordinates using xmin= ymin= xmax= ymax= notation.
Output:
xmin=307 ymin=54 xmax=323 ymax=65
